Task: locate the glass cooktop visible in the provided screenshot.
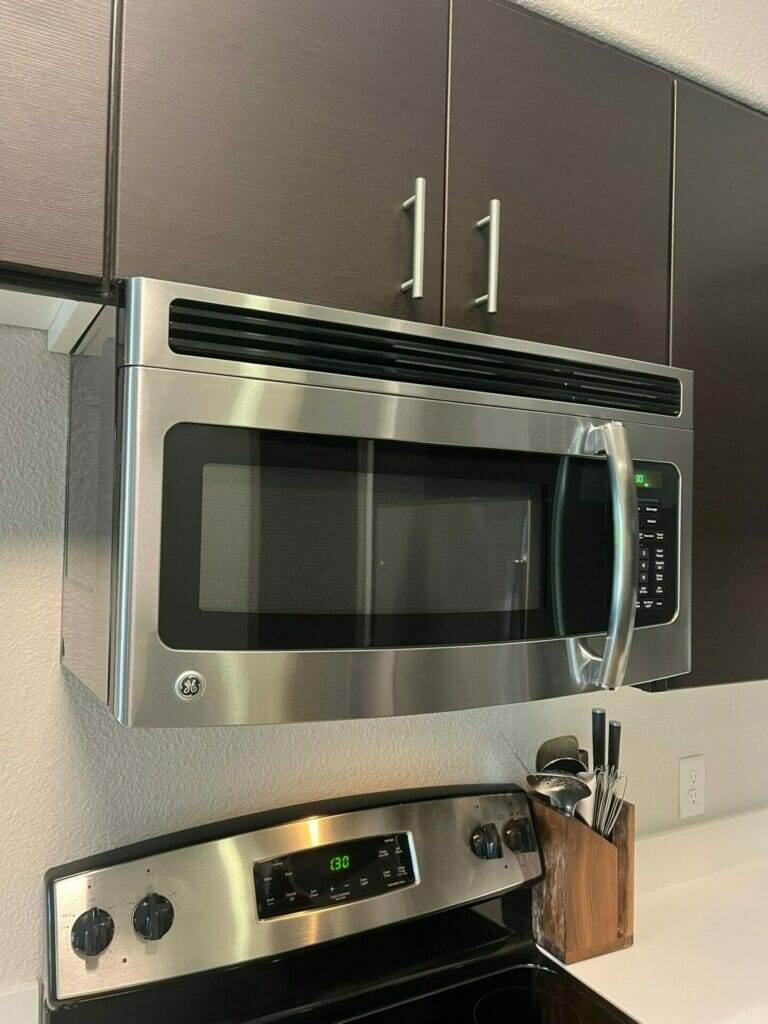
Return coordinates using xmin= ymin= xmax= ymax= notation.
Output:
xmin=342 ymin=964 xmax=625 ymax=1024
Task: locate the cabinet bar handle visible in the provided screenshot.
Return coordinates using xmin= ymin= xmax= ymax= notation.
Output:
xmin=474 ymin=199 xmax=500 ymax=313
xmin=401 ymin=177 xmax=426 ymax=299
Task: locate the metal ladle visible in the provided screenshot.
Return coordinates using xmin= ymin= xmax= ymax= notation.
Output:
xmin=526 ymin=773 xmax=591 ymax=818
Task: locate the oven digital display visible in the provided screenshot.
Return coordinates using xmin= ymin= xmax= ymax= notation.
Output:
xmin=254 ymin=833 xmax=415 ymax=919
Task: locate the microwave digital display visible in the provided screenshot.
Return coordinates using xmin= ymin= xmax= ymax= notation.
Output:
xmin=634 ymin=470 xmax=663 ymax=490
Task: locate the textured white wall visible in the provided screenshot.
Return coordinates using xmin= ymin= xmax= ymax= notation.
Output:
xmin=3 ymin=325 xmax=768 ymax=987
xmin=515 ymin=0 xmax=768 ymax=113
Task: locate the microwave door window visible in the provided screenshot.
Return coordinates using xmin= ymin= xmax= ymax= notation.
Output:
xmin=158 ymin=426 xmax=613 ymax=652
xmin=159 ymin=427 xmax=366 ymax=650
xmin=198 ymin=462 xmax=360 ymax=618
xmin=370 ymin=460 xmax=544 ymax=645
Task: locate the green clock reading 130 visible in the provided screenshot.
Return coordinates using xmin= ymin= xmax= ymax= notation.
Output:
xmin=634 ymin=470 xmax=663 ymax=490
xmin=329 ymin=854 xmax=351 ymax=872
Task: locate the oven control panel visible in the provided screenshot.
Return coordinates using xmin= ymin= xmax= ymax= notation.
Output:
xmin=255 ymin=832 xmax=416 ymax=919
xmin=633 ymin=464 xmax=679 ymax=628
xmin=47 ymin=790 xmax=541 ymax=1005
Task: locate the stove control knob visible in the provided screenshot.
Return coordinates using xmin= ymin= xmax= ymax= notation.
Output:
xmin=503 ymin=816 xmax=536 ymax=855
xmin=470 ymin=822 xmax=503 ymax=859
xmin=71 ymin=907 xmax=115 ymax=958
xmin=133 ymin=893 xmax=174 ymax=941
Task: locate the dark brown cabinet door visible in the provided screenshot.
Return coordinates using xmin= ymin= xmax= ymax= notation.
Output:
xmin=0 ymin=0 xmax=110 ymax=278
xmin=115 ymin=0 xmax=448 ymax=323
xmin=672 ymin=82 xmax=768 ymax=687
xmin=444 ymin=0 xmax=671 ymax=362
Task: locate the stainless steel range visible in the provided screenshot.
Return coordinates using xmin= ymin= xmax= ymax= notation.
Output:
xmin=62 ymin=278 xmax=692 ymax=726
xmin=45 ymin=786 xmax=633 ymax=1023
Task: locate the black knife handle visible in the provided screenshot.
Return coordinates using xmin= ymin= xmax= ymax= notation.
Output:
xmin=592 ymin=707 xmax=606 ymax=770
xmin=608 ymin=719 xmax=622 ymax=772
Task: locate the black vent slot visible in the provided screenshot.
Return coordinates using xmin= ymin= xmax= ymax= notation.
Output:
xmin=168 ymin=300 xmax=681 ymax=417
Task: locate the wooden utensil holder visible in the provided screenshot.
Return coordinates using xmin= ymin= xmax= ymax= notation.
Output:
xmin=531 ymin=799 xmax=635 ymax=964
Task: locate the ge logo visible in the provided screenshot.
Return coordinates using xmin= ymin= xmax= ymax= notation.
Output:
xmin=174 ymin=672 xmax=206 ymax=701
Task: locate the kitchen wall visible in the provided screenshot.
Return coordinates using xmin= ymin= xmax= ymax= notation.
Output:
xmin=3 ymin=323 xmax=768 ymax=988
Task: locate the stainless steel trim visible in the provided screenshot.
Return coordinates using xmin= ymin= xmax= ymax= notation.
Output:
xmin=401 ymin=176 xmax=426 ymax=299
xmin=474 ymin=199 xmax=500 ymax=313
xmin=127 ymin=278 xmax=694 ymax=431
xmin=583 ymin=421 xmax=638 ymax=689
xmin=50 ymin=792 xmax=539 ymax=1000
xmin=112 ymin=361 xmax=692 ymax=726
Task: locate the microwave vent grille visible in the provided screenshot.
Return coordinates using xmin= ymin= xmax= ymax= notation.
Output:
xmin=168 ymin=300 xmax=682 ymax=417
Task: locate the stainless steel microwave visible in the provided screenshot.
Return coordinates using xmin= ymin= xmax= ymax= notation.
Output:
xmin=62 ymin=278 xmax=693 ymax=726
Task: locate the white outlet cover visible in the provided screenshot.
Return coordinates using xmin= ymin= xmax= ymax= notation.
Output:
xmin=679 ymin=754 xmax=706 ymax=819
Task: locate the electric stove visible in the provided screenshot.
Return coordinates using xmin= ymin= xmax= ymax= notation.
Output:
xmin=45 ymin=785 xmax=634 ymax=1023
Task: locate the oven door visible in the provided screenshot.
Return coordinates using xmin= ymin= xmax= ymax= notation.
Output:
xmin=114 ymin=366 xmax=691 ymax=725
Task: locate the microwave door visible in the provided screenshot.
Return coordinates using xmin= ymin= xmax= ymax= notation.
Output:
xmin=115 ymin=366 xmax=687 ymax=725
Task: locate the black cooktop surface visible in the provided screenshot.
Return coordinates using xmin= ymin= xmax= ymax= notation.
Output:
xmin=342 ymin=963 xmax=626 ymax=1023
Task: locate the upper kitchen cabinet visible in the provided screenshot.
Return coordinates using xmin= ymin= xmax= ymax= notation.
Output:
xmin=671 ymin=82 xmax=768 ymax=688
xmin=0 ymin=0 xmax=111 ymax=279
xmin=444 ymin=0 xmax=671 ymax=362
xmin=115 ymin=0 xmax=448 ymax=323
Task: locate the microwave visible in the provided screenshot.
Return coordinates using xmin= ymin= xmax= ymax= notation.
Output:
xmin=62 ymin=278 xmax=692 ymax=726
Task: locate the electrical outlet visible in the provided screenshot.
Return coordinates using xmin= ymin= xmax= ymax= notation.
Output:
xmin=679 ymin=754 xmax=706 ymax=819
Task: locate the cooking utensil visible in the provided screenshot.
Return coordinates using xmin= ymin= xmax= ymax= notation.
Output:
xmin=593 ymin=766 xmax=628 ymax=838
xmin=579 ymin=749 xmax=590 ymax=771
xmin=526 ymin=773 xmax=591 ymax=818
xmin=608 ymin=720 xmax=622 ymax=773
xmin=574 ymin=771 xmax=596 ymax=827
xmin=602 ymin=776 xmax=628 ymax=838
xmin=592 ymin=707 xmax=606 ymax=770
xmin=540 ymin=756 xmax=588 ymax=775
xmin=535 ymin=735 xmax=580 ymax=772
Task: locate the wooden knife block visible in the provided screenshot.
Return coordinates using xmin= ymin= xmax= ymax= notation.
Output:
xmin=531 ymin=799 xmax=635 ymax=964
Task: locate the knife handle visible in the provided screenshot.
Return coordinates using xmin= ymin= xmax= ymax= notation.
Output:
xmin=608 ymin=719 xmax=622 ymax=772
xmin=592 ymin=707 xmax=606 ymax=770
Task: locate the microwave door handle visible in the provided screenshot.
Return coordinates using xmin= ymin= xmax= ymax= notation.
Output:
xmin=584 ymin=421 xmax=639 ymax=689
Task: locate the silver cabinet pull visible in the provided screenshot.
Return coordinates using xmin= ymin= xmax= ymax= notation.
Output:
xmin=474 ymin=199 xmax=500 ymax=313
xmin=401 ymin=177 xmax=426 ymax=299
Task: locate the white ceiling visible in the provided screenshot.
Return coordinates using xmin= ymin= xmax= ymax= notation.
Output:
xmin=516 ymin=0 xmax=768 ymax=113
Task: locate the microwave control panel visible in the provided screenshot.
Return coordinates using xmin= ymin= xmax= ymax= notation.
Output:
xmin=633 ymin=463 xmax=678 ymax=627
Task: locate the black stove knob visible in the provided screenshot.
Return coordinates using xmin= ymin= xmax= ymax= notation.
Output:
xmin=470 ymin=822 xmax=503 ymax=859
xmin=503 ymin=816 xmax=536 ymax=855
xmin=71 ymin=907 xmax=114 ymax=958
xmin=133 ymin=893 xmax=174 ymax=941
